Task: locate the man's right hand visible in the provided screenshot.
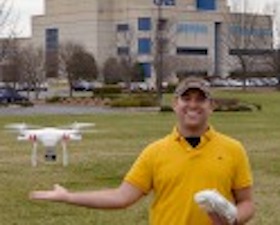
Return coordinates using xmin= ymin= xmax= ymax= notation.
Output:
xmin=30 ymin=184 xmax=69 ymax=202
xmin=29 ymin=182 xmax=144 ymax=209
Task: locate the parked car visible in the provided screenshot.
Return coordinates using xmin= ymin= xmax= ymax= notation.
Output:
xmin=0 ymin=87 xmax=30 ymax=104
xmin=17 ymin=82 xmax=48 ymax=92
xmin=129 ymin=82 xmax=155 ymax=91
xmin=72 ymin=80 xmax=94 ymax=91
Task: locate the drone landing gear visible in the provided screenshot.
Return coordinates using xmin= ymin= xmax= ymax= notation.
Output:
xmin=31 ymin=142 xmax=38 ymax=167
xmin=62 ymin=141 xmax=68 ymax=167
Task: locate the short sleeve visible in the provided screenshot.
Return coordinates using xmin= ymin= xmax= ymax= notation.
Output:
xmin=124 ymin=146 xmax=154 ymax=194
xmin=232 ymin=143 xmax=253 ymax=190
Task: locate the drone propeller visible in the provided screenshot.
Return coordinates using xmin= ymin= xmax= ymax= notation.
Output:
xmin=5 ymin=123 xmax=41 ymax=131
xmin=79 ymin=130 xmax=100 ymax=134
xmin=72 ymin=122 xmax=95 ymax=129
xmin=59 ymin=122 xmax=95 ymax=130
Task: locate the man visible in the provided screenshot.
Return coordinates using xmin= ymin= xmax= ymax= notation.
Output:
xmin=30 ymin=77 xmax=255 ymax=225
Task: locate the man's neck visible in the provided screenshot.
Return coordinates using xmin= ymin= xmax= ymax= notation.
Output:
xmin=178 ymin=124 xmax=209 ymax=137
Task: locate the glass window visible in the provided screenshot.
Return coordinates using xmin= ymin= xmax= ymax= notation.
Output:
xmin=157 ymin=18 xmax=168 ymax=31
xmin=117 ymin=24 xmax=129 ymax=32
xmin=117 ymin=47 xmax=130 ymax=55
xmin=138 ymin=38 xmax=152 ymax=54
xmin=164 ymin=0 xmax=176 ymax=6
xmin=197 ymin=0 xmax=216 ymax=10
xmin=177 ymin=23 xmax=208 ymax=34
xmin=229 ymin=25 xmax=273 ymax=37
xmin=154 ymin=0 xmax=176 ymax=6
xmin=139 ymin=62 xmax=152 ymax=78
xmin=138 ymin=17 xmax=151 ymax=31
xmin=46 ymin=28 xmax=59 ymax=51
xmin=176 ymin=47 xmax=208 ymax=55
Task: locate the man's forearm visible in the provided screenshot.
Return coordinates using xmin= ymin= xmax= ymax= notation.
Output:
xmin=65 ymin=188 xmax=130 ymax=209
xmin=30 ymin=182 xmax=144 ymax=209
xmin=236 ymin=201 xmax=255 ymax=224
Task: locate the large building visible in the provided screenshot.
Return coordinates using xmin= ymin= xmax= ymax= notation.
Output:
xmin=24 ymin=0 xmax=275 ymax=83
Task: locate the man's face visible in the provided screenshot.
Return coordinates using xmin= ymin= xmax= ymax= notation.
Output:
xmin=173 ymin=88 xmax=212 ymax=129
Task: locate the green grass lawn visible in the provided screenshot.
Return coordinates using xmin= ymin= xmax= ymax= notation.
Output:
xmin=0 ymin=89 xmax=280 ymax=224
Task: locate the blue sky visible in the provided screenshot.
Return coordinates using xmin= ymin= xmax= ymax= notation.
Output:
xmin=5 ymin=0 xmax=279 ymax=37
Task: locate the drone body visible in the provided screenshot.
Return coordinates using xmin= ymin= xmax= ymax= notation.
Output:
xmin=6 ymin=122 xmax=94 ymax=167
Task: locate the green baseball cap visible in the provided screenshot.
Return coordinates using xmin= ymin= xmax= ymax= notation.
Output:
xmin=175 ymin=77 xmax=211 ymax=98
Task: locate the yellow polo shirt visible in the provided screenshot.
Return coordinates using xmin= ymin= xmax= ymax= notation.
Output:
xmin=124 ymin=126 xmax=253 ymax=225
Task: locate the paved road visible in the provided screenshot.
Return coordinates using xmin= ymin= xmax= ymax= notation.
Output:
xmin=0 ymin=104 xmax=159 ymax=116
xmin=0 ymin=104 xmax=115 ymax=116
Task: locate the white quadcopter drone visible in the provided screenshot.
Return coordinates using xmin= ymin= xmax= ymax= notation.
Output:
xmin=5 ymin=122 xmax=95 ymax=167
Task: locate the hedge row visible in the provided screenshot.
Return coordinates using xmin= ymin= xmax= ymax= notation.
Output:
xmin=110 ymin=94 xmax=157 ymax=107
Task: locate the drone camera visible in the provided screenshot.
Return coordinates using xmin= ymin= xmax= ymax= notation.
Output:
xmin=45 ymin=154 xmax=57 ymax=161
xmin=45 ymin=147 xmax=57 ymax=162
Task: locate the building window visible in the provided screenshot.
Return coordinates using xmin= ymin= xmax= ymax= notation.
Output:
xmin=177 ymin=47 xmax=208 ymax=55
xmin=177 ymin=23 xmax=208 ymax=34
xmin=138 ymin=38 xmax=152 ymax=54
xmin=197 ymin=0 xmax=216 ymax=10
xmin=229 ymin=26 xmax=273 ymax=36
xmin=46 ymin=28 xmax=59 ymax=51
xmin=117 ymin=47 xmax=130 ymax=55
xmin=154 ymin=0 xmax=176 ymax=6
xmin=157 ymin=18 xmax=168 ymax=31
xmin=117 ymin=24 xmax=129 ymax=32
xmin=138 ymin=18 xmax=151 ymax=31
xmin=45 ymin=28 xmax=59 ymax=77
xmin=229 ymin=49 xmax=273 ymax=56
xmin=0 ymin=46 xmax=8 ymax=58
xmin=139 ymin=62 xmax=152 ymax=78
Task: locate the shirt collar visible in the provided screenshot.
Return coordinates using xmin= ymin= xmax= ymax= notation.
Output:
xmin=171 ymin=125 xmax=216 ymax=143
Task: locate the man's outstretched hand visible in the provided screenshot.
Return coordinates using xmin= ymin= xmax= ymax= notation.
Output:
xmin=30 ymin=184 xmax=69 ymax=202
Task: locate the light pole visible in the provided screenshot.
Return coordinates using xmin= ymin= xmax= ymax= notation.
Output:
xmin=154 ymin=0 xmax=164 ymax=106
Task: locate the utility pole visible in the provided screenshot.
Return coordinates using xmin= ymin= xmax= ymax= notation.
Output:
xmin=154 ymin=0 xmax=164 ymax=106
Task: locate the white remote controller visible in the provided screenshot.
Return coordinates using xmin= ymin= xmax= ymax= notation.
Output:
xmin=194 ymin=190 xmax=237 ymax=225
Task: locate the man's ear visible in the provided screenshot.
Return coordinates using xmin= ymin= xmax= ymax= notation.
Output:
xmin=172 ymin=97 xmax=178 ymax=111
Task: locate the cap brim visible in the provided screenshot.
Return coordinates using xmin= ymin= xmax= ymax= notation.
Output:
xmin=176 ymin=86 xmax=210 ymax=98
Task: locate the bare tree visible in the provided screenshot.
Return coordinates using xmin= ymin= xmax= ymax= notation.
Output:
xmin=130 ymin=62 xmax=145 ymax=82
xmin=273 ymin=4 xmax=280 ymax=89
xmin=59 ymin=42 xmax=85 ymax=97
xmin=115 ymin=20 xmax=140 ymax=90
xmin=166 ymin=55 xmax=211 ymax=80
xmin=19 ymin=45 xmax=45 ymax=99
xmin=153 ymin=9 xmax=181 ymax=104
xmin=119 ymin=56 xmax=145 ymax=86
xmin=59 ymin=42 xmax=98 ymax=97
xmin=67 ymin=49 xmax=98 ymax=81
xmin=0 ymin=37 xmax=22 ymax=87
xmin=103 ymin=57 xmax=123 ymax=84
xmin=0 ymin=0 xmax=12 ymax=63
xmin=103 ymin=56 xmax=144 ymax=86
xmin=221 ymin=2 xmax=274 ymax=89
xmin=262 ymin=2 xmax=280 ymax=89
xmin=0 ymin=0 xmax=12 ymax=35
